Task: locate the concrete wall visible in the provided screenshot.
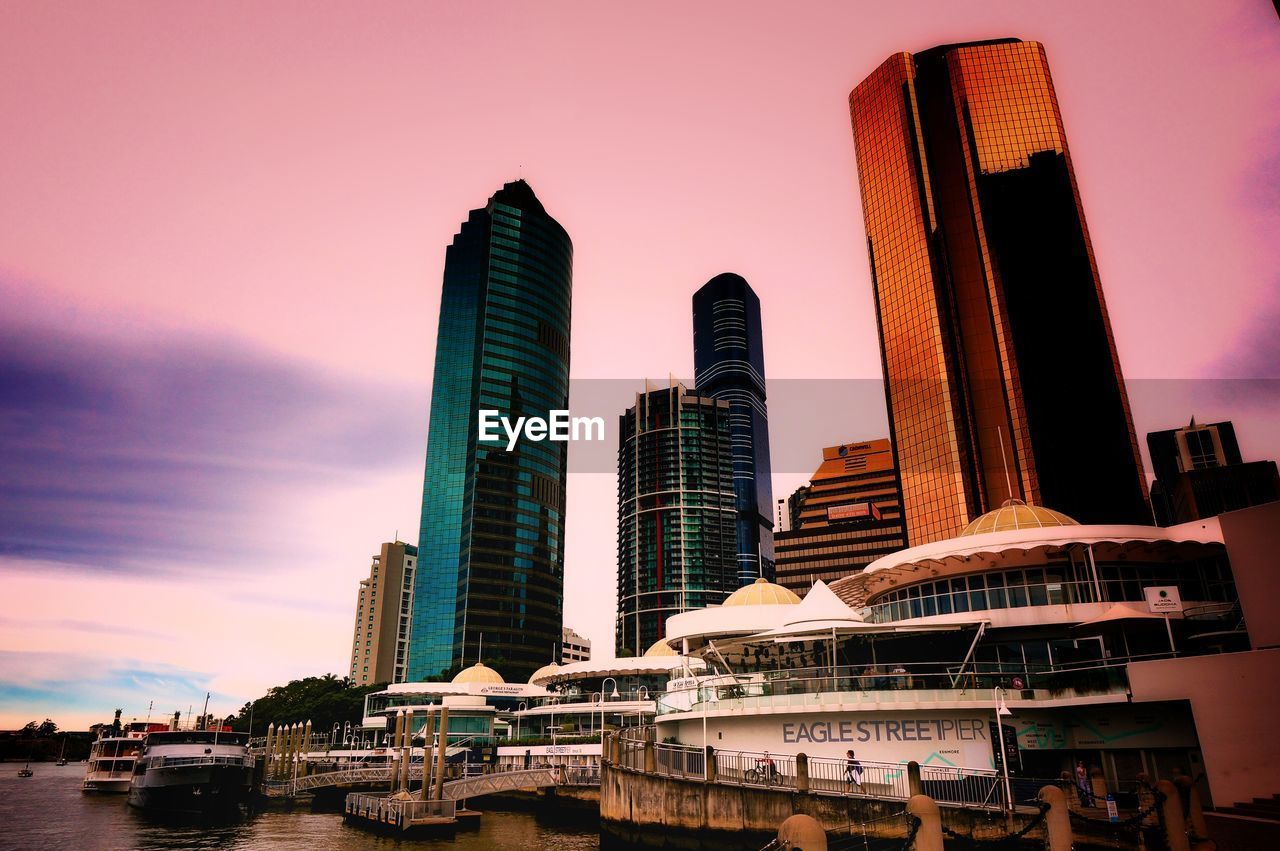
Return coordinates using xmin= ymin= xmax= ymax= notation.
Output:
xmin=600 ymin=762 xmax=1026 ymax=849
xmin=1217 ymin=501 xmax=1280 ymax=650
xmin=1128 ymin=648 xmax=1280 ymax=807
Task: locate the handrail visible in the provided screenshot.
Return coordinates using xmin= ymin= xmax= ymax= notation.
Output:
xmin=612 ymin=727 xmax=1007 ymax=811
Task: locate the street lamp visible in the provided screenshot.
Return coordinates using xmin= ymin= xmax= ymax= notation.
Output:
xmin=994 ymin=687 xmax=1014 ymax=812
xmin=601 ymin=678 xmax=620 ymax=736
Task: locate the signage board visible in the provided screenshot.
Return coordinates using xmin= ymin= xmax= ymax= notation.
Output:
xmin=827 ymin=502 xmax=882 ymax=523
xmin=1144 ymin=586 xmax=1183 ymax=613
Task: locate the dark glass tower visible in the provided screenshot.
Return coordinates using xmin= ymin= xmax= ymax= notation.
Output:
xmin=692 ymin=273 xmax=775 ymax=584
xmin=409 ymin=180 xmax=572 ymax=682
xmin=848 ymin=40 xmax=1151 ymax=545
xmin=616 ymin=385 xmax=737 ymax=656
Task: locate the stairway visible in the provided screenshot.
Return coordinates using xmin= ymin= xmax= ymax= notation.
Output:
xmin=1216 ymin=793 xmax=1280 ymax=822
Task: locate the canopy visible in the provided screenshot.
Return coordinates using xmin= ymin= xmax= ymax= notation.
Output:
xmin=1071 ymin=604 xmax=1169 ymax=628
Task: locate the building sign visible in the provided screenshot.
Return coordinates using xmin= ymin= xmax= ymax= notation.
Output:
xmin=827 ymin=502 xmax=881 ymax=523
xmin=1144 ymin=586 xmax=1183 ymax=613
xmin=678 ymin=710 xmax=996 ymax=769
xmin=477 ymin=684 xmax=528 ymax=696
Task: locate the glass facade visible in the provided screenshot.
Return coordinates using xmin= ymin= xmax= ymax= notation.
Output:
xmin=866 ymin=556 xmax=1237 ymax=623
xmin=616 ymin=386 xmax=737 ymax=655
xmin=410 ymin=181 xmax=572 ymax=683
xmin=849 ymin=40 xmax=1151 ymax=546
xmin=692 ymin=273 xmax=774 ymax=584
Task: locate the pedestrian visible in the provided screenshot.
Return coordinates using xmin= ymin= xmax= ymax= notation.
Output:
xmin=1075 ymin=760 xmax=1094 ymax=806
xmin=844 ymin=749 xmax=863 ymax=790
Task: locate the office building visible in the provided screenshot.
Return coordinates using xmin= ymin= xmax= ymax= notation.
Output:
xmin=561 ymin=626 xmax=592 ymax=664
xmin=616 ymin=384 xmax=737 ymax=656
xmin=692 ymin=273 xmax=775 ymax=583
xmin=349 ymin=542 xmax=418 ymax=686
xmin=1148 ymin=419 xmax=1280 ymax=525
xmin=774 ymin=439 xmax=907 ymax=593
xmin=849 ymin=39 xmax=1150 ymax=546
xmin=410 ymin=180 xmax=573 ymax=683
xmin=777 ymin=486 xmax=809 ymax=534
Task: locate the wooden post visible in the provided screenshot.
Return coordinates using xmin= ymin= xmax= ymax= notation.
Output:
xmin=1039 ymin=784 xmax=1074 ymax=851
xmin=418 ymin=713 xmax=435 ymax=800
xmin=1157 ymin=779 xmax=1191 ymax=851
xmin=906 ymin=794 xmax=943 ymax=851
xmin=433 ymin=706 xmax=449 ymax=801
xmin=643 ymin=738 xmax=656 ymax=774
xmin=705 ymin=745 xmax=717 ymax=783
xmin=795 ymin=752 xmax=809 ymax=793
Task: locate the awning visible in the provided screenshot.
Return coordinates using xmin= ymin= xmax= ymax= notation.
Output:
xmin=1071 ymin=604 xmax=1169 ymax=628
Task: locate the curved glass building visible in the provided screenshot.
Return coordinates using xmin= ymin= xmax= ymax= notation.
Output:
xmin=692 ymin=273 xmax=775 ymax=585
xmin=409 ymin=180 xmax=572 ymax=683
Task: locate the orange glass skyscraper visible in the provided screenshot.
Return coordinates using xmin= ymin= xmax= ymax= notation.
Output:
xmin=849 ymin=39 xmax=1150 ymax=545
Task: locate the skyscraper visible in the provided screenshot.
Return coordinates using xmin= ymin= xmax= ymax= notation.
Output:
xmin=1148 ymin=419 xmax=1280 ymax=525
xmin=349 ymin=541 xmax=417 ymax=686
xmin=849 ymin=39 xmax=1151 ymax=546
xmin=774 ymin=439 xmax=906 ymax=594
xmin=616 ymin=384 xmax=737 ymax=656
xmin=692 ymin=273 xmax=774 ymax=583
xmin=409 ymin=180 xmax=572 ymax=683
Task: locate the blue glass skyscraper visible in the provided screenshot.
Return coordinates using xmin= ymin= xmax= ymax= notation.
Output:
xmin=692 ymin=273 xmax=774 ymax=585
xmin=409 ymin=180 xmax=572 ymax=682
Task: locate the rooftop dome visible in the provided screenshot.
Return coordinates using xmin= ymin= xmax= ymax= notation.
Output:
xmin=643 ymin=638 xmax=677 ymax=657
xmin=528 ymin=662 xmax=560 ymax=684
xmin=960 ymin=499 xmax=1079 ymax=537
xmin=451 ymin=662 xmax=505 ymax=685
xmin=723 ymin=577 xmax=802 ymax=607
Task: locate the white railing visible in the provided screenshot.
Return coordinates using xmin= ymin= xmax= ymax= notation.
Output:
xmin=345 ymin=792 xmax=456 ymax=826
xmin=614 ymin=730 xmax=1007 ymax=811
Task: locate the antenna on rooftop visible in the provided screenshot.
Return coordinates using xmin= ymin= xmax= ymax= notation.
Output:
xmin=997 ymin=425 xmax=1015 ymax=503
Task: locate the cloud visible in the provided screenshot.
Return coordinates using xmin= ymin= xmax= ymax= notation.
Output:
xmin=0 ymin=295 xmax=425 ymax=575
xmin=0 ymin=651 xmax=228 ymax=726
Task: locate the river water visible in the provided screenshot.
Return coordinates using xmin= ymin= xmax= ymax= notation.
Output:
xmin=0 ymin=764 xmax=603 ymax=850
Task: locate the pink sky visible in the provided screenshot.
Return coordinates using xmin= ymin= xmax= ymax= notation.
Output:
xmin=2 ymin=1 xmax=1278 ymax=728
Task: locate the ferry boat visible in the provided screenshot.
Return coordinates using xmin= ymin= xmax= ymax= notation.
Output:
xmin=127 ymin=729 xmax=254 ymax=813
xmin=83 ymin=720 xmax=151 ymax=793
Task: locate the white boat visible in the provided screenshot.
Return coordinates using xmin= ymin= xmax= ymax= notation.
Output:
xmin=82 ymin=721 xmax=150 ymax=793
xmin=127 ymin=729 xmax=253 ymax=813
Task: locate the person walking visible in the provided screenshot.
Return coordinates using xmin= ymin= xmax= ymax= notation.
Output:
xmin=1075 ymin=760 xmax=1094 ymax=807
xmin=844 ymin=749 xmax=863 ymax=791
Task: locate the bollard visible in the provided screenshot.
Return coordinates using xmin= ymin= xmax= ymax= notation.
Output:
xmin=1157 ymin=780 xmax=1191 ymax=851
xmin=777 ymin=814 xmax=827 ymax=851
xmin=1176 ymin=775 xmax=1210 ymax=842
xmin=705 ymin=745 xmax=717 ymax=783
xmin=906 ymin=794 xmax=944 ymax=851
xmin=1038 ymin=785 xmax=1074 ymax=851
xmin=907 ymin=760 xmax=922 ymax=797
xmin=796 ymin=753 xmax=809 ymax=793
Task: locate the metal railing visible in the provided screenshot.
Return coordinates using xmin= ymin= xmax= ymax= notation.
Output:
xmin=345 ymin=792 xmax=456 ymax=825
xmin=146 ymin=754 xmax=253 ymax=769
xmin=613 ymin=729 xmax=1007 ymax=811
xmin=655 ymin=660 xmax=1140 ymax=716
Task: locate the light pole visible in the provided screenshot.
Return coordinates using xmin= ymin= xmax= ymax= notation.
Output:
xmin=601 ymin=678 xmax=620 ymax=737
xmin=994 ymin=687 xmax=1014 ymax=812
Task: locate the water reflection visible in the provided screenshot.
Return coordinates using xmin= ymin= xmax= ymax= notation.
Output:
xmin=0 ymin=763 xmax=600 ymax=850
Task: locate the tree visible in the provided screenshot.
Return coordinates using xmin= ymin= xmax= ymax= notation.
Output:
xmin=35 ymin=719 xmax=58 ymax=737
xmin=224 ymin=674 xmax=387 ymax=737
